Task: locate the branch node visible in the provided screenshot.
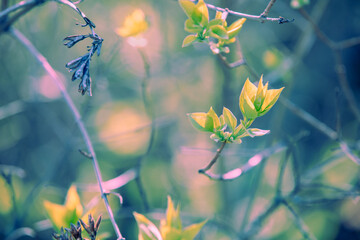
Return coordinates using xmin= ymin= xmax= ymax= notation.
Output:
xmin=78 ymin=149 xmax=93 ymax=159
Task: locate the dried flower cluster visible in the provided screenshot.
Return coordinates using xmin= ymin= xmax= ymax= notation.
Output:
xmin=64 ymin=17 xmax=103 ymax=96
xmin=52 ymin=214 xmax=101 ymax=240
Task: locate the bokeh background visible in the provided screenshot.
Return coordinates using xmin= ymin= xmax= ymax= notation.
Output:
xmin=1 ymin=0 xmax=360 ymax=239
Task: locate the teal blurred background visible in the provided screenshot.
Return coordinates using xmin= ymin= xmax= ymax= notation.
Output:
xmin=1 ymin=0 xmax=360 ymax=239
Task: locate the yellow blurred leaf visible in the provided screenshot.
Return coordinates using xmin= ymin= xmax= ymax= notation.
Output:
xmin=165 ymin=196 xmax=182 ymax=230
xmin=43 ymin=185 xmax=83 ymax=231
xmin=65 ymin=185 xmax=83 ymax=216
xmin=134 ymin=212 xmax=163 ymax=240
xmin=181 ymin=220 xmax=207 ymax=240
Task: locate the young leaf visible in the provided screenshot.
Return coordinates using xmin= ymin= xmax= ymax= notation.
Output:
xmin=233 ymin=123 xmax=245 ymax=137
xmin=182 ymin=35 xmax=198 ymax=47
xmin=209 ymin=25 xmax=228 ymax=39
xmin=219 ymin=114 xmax=225 ymax=128
xmin=187 ymin=112 xmax=214 ymax=132
xmin=208 ymin=18 xmax=224 ymax=28
xmin=134 ymin=212 xmax=163 ymax=240
xmin=195 ymin=0 xmax=209 ymax=27
xmin=210 ymin=133 xmax=222 ymax=142
xmin=207 ymin=107 xmax=221 ymax=129
xmin=160 ymin=226 xmax=182 ymax=240
xmin=227 ymin=18 xmax=246 ymax=39
xmin=65 ymin=185 xmax=83 ymax=216
xmin=179 ymin=0 xmax=196 ymax=19
xmin=44 ymin=201 xmax=72 ymax=231
xmin=184 ymin=19 xmax=203 ymax=33
xmin=165 ymin=196 xmax=181 ymax=230
xmin=181 ymin=220 xmax=207 ymax=240
xmin=43 ymin=185 xmax=83 ymax=231
xmin=239 ymin=128 xmax=270 ymax=138
xmin=223 ymin=107 xmax=237 ymax=131
xmin=232 ymin=137 xmax=242 ymax=144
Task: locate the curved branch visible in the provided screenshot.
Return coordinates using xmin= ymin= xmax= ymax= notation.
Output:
xmin=10 ymin=28 xmax=124 ymax=240
xmin=198 ymin=141 xmax=227 ymax=175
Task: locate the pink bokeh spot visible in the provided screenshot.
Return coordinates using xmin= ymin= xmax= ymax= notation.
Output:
xmin=223 ymin=168 xmax=242 ymax=179
xmin=249 ymin=155 xmax=262 ymax=167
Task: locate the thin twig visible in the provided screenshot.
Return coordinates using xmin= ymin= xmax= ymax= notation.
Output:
xmin=275 ymin=148 xmax=291 ymax=197
xmin=335 ymin=88 xmax=342 ymax=139
xmin=291 ymin=191 xmax=360 ymax=205
xmin=279 ymin=97 xmax=338 ymax=140
xmin=0 ymin=0 xmax=37 ymax=20
xmin=260 ymin=0 xmax=277 ymax=18
xmin=217 ymin=53 xmax=246 ymax=68
xmin=238 ymin=131 xmax=308 ymax=234
xmin=241 ymin=200 xmax=281 ymax=239
xmin=135 ymin=48 xmax=156 ymax=211
xmin=202 ymin=1 xmax=293 ymax=24
xmin=239 ymin=156 xmax=267 ymax=235
xmin=299 ymin=7 xmax=360 ymax=123
xmin=333 ymin=49 xmax=360 ymax=122
xmin=282 ymin=200 xmax=317 ymax=240
xmin=77 ymin=169 xmax=137 ymax=192
xmin=338 ymin=36 xmax=360 ymax=49
xmin=10 ymin=27 xmax=124 ymax=239
xmin=0 ymin=100 xmax=25 ymax=121
xmin=298 ymin=8 xmax=335 ymax=48
xmin=280 ymin=97 xmax=360 ymax=164
xmin=289 ymin=141 xmax=301 ymax=193
xmin=198 ymin=141 xmax=227 ymax=174
xmin=0 ymin=1 xmax=38 ymax=33
xmin=199 ymin=142 xmax=286 ymax=181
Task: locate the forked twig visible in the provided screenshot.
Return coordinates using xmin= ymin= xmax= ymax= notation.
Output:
xmin=201 ymin=0 xmax=293 ymax=24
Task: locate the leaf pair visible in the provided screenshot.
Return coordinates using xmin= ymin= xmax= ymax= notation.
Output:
xmin=188 ymin=107 xmax=269 ymax=144
xmin=188 ymin=75 xmax=284 ymax=143
xmin=133 ymin=196 xmax=206 ymax=240
xmin=239 ymin=76 xmax=284 ymax=121
xmin=180 ymin=0 xmax=246 ymax=54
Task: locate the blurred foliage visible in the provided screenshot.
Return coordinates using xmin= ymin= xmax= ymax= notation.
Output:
xmin=134 ymin=196 xmax=206 ymax=240
xmin=1 ymin=0 xmax=360 ymax=239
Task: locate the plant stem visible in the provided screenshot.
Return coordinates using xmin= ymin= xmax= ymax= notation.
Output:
xmin=202 ymin=0 xmax=292 ymax=23
xmin=242 ymin=200 xmax=281 ymax=239
xmin=0 ymin=0 xmax=37 ymax=20
xmin=275 ymin=148 xmax=292 ymax=197
xmin=282 ymin=200 xmax=317 ymax=240
xmin=199 ymin=141 xmax=227 ymax=173
xmin=279 ymin=97 xmax=338 ymax=140
xmin=260 ymin=0 xmax=277 ymax=18
xmin=0 ymin=1 xmax=39 ymax=34
xmin=135 ymin=48 xmax=156 ymax=211
xmin=299 ymin=7 xmax=360 ymax=123
xmin=10 ymin=27 xmax=124 ymax=240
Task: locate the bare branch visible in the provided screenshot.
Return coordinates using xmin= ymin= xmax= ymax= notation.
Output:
xmin=260 ymin=0 xmax=277 ymax=18
xmin=203 ymin=1 xmax=293 ymax=24
xmin=279 ymin=97 xmax=338 ymax=140
xmin=282 ymin=200 xmax=317 ymax=240
xmin=10 ymin=27 xmax=125 ymax=240
xmin=0 ymin=100 xmax=25 ymax=121
xmin=299 ymin=7 xmax=360 ymax=123
xmin=0 ymin=0 xmax=38 ymax=20
xmin=198 ymin=141 xmax=227 ymax=175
